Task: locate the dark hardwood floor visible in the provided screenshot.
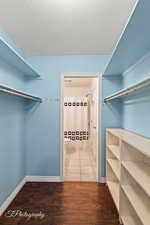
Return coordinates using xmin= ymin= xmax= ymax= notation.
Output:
xmin=0 ymin=182 xmax=120 ymax=225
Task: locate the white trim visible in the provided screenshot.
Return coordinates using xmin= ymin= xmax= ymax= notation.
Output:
xmin=26 ymin=176 xmax=62 ymax=182
xmin=60 ymin=72 xmax=101 ymax=182
xmin=99 ymin=177 xmax=106 ymax=183
xmin=0 ymin=177 xmax=26 ymax=216
xmin=98 ymin=73 xmax=103 ymax=181
xmin=60 ymin=74 xmax=64 ymax=182
xmin=96 ymin=74 xmax=100 ymax=181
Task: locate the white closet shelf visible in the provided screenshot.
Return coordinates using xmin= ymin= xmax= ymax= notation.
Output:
xmin=107 ymin=159 xmax=120 ymax=180
xmin=121 ymin=216 xmax=141 ymax=225
xmin=107 ymin=129 xmax=150 ymax=158
xmin=104 ymin=77 xmax=150 ymax=102
xmin=122 ymin=161 xmax=150 ymax=197
xmin=107 ymin=145 xmax=120 ymax=160
xmin=106 ymin=129 xmax=150 ymax=224
xmin=0 ymin=36 xmax=41 ymax=78
xmin=107 ymin=181 xmax=119 ymax=211
xmin=122 ymin=185 xmax=150 ymax=225
xmin=0 ymin=85 xmax=42 ymax=102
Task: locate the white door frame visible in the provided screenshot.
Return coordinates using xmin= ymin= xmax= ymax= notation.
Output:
xmin=60 ymin=72 xmax=102 ymax=182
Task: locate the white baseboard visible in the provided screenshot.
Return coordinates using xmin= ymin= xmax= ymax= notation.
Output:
xmin=26 ymin=176 xmax=62 ymax=182
xmin=0 ymin=177 xmax=26 ymax=216
xmin=99 ymin=177 xmax=106 ymax=183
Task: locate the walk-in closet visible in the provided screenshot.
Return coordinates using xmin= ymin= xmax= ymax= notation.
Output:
xmin=0 ymin=0 xmax=150 ymax=225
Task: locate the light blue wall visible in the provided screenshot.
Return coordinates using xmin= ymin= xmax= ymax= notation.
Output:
xmin=122 ymin=51 xmax=150 ymax=138
xmin=0 ymin=31 xmax=26 ymax=207
xmin=0 ymin=94 xmax=25 ymax=206
xmin=25 ymin=55 xmax=110 ymax=177
xmin=0 ymin=57 xmax=25 ymax=91
xmin=123 ymin=51 xmax=150 ymax=87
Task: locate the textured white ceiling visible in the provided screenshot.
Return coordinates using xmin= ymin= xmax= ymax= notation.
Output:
xmin=0 ymin=0 xmax=137 ymax=55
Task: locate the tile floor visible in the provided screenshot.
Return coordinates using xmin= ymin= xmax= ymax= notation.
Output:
xmin=64 ymin=141 xmax=96 ymax=181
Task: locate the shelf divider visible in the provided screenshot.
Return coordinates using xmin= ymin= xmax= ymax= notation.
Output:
xmin=107 ymin=181 xmax=119 ymax=211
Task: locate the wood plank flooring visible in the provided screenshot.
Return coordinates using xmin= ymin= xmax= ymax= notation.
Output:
xmin=0 ymin=182 xmax=120 ymax=225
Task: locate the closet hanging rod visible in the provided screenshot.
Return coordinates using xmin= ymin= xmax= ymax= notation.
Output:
xmin=104 ymin=77 xmax=150 ymax=102
xmin=0 ymin=85 xmax=42 ymax=102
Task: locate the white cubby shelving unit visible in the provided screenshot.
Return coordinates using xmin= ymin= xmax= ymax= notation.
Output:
xmin=106 ymin=128 xmax=150 ymax=225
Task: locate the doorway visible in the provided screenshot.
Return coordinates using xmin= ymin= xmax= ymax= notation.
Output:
xmin=60 ymin=73 xmax=100 ymax=182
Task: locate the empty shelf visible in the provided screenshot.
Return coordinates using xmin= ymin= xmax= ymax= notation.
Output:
xmin=122 ymin=185 xmax=150 ymax=225
xmin=107 ymin=181 xmax=119 ymax=211
xmin=107 ymin=128 xmax=150 ymax=158
xmin=122 ymin=161 xmax=150 ymax=197
xmin=107 ymin=145 xmax=120 ymax=159
xmin=107 ymin=159 xmax=120 ymax=180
